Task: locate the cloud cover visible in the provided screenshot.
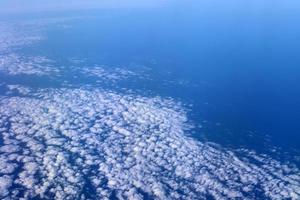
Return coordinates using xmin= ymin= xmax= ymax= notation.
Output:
xmin=0 ymin=87 xmax=299 ymax=199
xmin=0 ymin=11 xmax=299 ymax=200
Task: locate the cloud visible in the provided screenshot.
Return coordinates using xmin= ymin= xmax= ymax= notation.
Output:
xmin=0 ymin=53 xmax=57 ymax=76
xmin=0 ymin=19 xmax=150 ymax=83
xmin=0 ymin=11 xmax=299 ymax=200
xmin=0 ymin=88 xmax=299 ymax=199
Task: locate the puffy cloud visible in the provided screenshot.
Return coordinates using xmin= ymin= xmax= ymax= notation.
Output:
xmin=7 ymin=85 xmax=32 ymax=95
xmin=82 ymin=66 xmax=137 ymax=82
xmin=0 ymin=54 xmax=57 ymax=76
xmin=0 ymin=19 xmax=62 ymax=76
xmin=0 ymin=19 xmax=150 ymax=84
xmin=0 ymin=13 xmax=299 ymax=200
xmin=0 ymin=88 xmax=299 ymax=199
xmin=0 ymin=175 xmax=12 ymax=198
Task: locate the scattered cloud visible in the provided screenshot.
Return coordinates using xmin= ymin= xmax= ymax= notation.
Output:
xmin=0 ymin=12 xmax=299 ymax=200
xmin=0 ymin=88 xmax=299 ymax=199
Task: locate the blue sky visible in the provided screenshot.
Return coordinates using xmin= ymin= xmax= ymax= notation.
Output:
xmin=0 ymin=0 xmax=169 ymax=14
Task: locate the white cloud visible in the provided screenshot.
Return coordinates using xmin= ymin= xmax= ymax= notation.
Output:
xmin=0 ymin=54 xmax=57 ymax=76
xmin=0 ymin=12 xmax=299 ymax=200
xmin=81 ymin=65 xmax=137 ymax=82
xmin=0 ymin=88 xmax=299 ymax=199
xmin=0 ymin=175 xmax=12 ymax=198
xmin=0 ymin=19 xmax=151 ymax=84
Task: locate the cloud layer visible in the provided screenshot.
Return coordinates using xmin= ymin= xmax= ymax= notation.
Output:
xmin=0 ymin=88 xmax=299 ymax=199
xmin=0 ymin=15 xmax=299 ymax=200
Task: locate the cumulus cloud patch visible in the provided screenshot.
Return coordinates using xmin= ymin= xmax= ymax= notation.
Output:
xmin=0 ymin=88 xmax=299 ymax=200
xmin=0 ymin=19 xmax=65 ymax=76
xmin=0 ymin=22 xmax=42 ymax=53
xmin=0 ymin=18 xmax=83 ymax=77
xmin=0 ymin=54 xmax=58 ymax=76
xmin=6 ymin=85 xmax=32 ymax=95
xmin=0 ymin=19 xmax=152 ymax=83
xmin=82 ymin=65 xmax=137 ymax=82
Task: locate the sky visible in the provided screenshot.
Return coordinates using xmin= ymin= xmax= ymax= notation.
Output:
xmin=0 ymin=0 xmax=299 ymax=16
xmin=0 ymin=0 xmax=169 ymax=14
